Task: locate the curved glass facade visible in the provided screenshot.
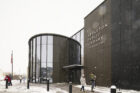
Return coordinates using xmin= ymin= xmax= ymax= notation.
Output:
xmin=28 ymin=34 xmax=81 ymax=83
xmin=71 ymin=28 xmax=84 ymax=77
xmin=71 ymin=28 xmax=84 ymax=66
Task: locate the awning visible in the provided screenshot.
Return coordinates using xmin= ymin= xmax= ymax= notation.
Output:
xmin=63 ymin=64 xmax=83 ymax=69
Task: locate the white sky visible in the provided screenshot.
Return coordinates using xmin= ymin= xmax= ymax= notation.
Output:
xmin=0 ymin=0 xmax=104 ymax=75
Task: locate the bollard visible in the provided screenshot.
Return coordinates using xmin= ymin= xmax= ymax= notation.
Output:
xmin=69 ymin=82 xmax=72 ymax=93
xmin=110 ymin=85 xmax=116 ymax=93
xmin=6 ymin=78 xmax=8 ymax=89
xmin=47 ymin=79 xmax=49 ymax=91
xmin=20 ymin=79 xmax=22 ymax=83
xmin=27 ymin=79 xmax=30 ymax=89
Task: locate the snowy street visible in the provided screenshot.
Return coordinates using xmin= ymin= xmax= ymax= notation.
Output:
xmin=0 ymin=80 xmax=140 ymax=93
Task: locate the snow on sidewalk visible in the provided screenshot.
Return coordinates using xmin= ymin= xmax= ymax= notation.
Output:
xmin=75 ymin=85 xmax=140 ymax=93
xmin=0 ymin=80 xmax=68 ymax=93
xmin=0 ymin=80 xmax=140 ymax=93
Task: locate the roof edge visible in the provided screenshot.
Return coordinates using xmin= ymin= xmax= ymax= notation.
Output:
xmin=84 ymin=0 xmax=107 ymax=19
xmin=28 ymin=33 xmax=81 ymax=46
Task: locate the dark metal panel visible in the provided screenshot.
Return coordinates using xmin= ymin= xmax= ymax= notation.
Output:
xmin=132 ymin=0 xmax=140 ymax=38
xmin=84 ymin=0 xmax=112 ymax=86
xmin=53 ymin=36 xmax=68 ymax=83
xmin=111 ymin=0 xmax=140 ymax=90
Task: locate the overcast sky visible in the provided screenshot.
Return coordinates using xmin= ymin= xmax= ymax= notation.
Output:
xmin=0 ymin=0 xmax=104 ymax=75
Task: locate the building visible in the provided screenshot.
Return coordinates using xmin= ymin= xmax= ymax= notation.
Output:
xmin=84 ymin=0 xmax=140 ymax=90
xmin=28 ymin=0 xmax=140 ymax=90
xmin=71 ymin=28 xmax=84 ymax=75
xmin=28 ymin=33 xmax=82 ymax=84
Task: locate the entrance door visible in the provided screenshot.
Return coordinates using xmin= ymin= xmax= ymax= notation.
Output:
xmin=69 ymin=69 xmax=80 ymax=84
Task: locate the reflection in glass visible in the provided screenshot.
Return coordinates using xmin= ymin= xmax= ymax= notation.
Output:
xmin=42 ymin=36 xmax=47 ymax=45
xmin=48 ymin=36 xmax=53 ymax=45
xmin=46 ymin=36 xmax=53 ymax=82
xmin=36 ymin=37 xmax=40 ymax=81
xmin=47 ymin=45 xmax=53 ymax=63
xmin=71 ymin=29 xmax=84 ymax=65
xmin=37 ymin=36 xmax=53 ymax=81
xmin=41 ymin=45 xmax=47 ymax=67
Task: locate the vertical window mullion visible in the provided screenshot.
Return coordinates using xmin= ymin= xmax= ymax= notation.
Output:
xmin=46 ymin=36 xmax=48 ymax=78
xmin=28 ymin=42 xmax=31 ymax=81
xmin=32 ymin=40 xmax=33 ymax=82
xmin=40 ymin=36 xmax=42 ymax=83
xmin=35 ymin=38 xmax=37 ymax=83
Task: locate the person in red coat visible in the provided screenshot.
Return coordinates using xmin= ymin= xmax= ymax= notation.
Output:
xmin=4 ymin=75 xmax=12 ymax=86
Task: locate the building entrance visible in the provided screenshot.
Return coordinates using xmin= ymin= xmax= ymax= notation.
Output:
xmin=69 ymin=69 xmax=81 ymax=84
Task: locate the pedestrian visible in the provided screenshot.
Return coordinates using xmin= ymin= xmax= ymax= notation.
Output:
xmin=9 ymin=74 xmax=12 ymax=86
xmin=4 ymin=75 xmax=12 ymax=86
xmin=89 ymin=72 xmax=96 ymax=92
xmin=23 ymin=76 xmax=26 ymax=83
xmin=80 ymin=75 xmax=86 ymax=92
xmin=4 ymin=75 xmax=9 ymax=82
xmin=19 ymin=76 xmax=22 ymax=83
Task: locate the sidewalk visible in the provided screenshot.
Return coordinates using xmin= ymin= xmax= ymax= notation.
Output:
xmin=0 ymin=81 xmax=100 ymax=93
xmin=0 ymin=80 xmax=139 ymax=93
xmin=51 ymin=83 xmax=101 ymax=93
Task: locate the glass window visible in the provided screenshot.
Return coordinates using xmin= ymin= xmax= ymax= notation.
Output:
xmin=77 ymin=45 xmax=81 ymax=64
xmin=41 ymin=45 xmax=47 ymax=67
xmin=81 ymin=30 xmax=84 ymax=42
xmin=72 ymin=35 xmax=76 ymax=40
xmin=48 ymin=36 xmax=53 ymax=45
xmin=42 ymin=36 xmax=47 ymax=45
xmin=77 ymin=32 xmax=81 ymax=43
xmin=37 ymin=37 xmax=40 ymax=62
xmin=41 ymin=62 xmax=46 ymax=68
xmin=41 ymin=36 xmax=47 ymax=68
xmin=37 ymin=37 xmax=40 ymax=45
xmin=47 ymin=62 xmax=53 ymax=68
xmin=74 ymin=35 xmax=77 ymax=40
xmin=36 ymin=37 xmax=40 ymax=80
xmin=47 ymin=45 xmax=53 ymax=62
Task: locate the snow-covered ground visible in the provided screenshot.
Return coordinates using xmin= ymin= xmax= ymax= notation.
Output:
xmin=0 ymin=80 xmax=67 ymax=93
xmin=75 ymin=85 xmax=140 ymax=93
xmin=0 ymin=80 xmax=140 ymax=93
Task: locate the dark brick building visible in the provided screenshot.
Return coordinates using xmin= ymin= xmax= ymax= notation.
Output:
xmin=84 ymin=0 xmax=140 ymax=90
